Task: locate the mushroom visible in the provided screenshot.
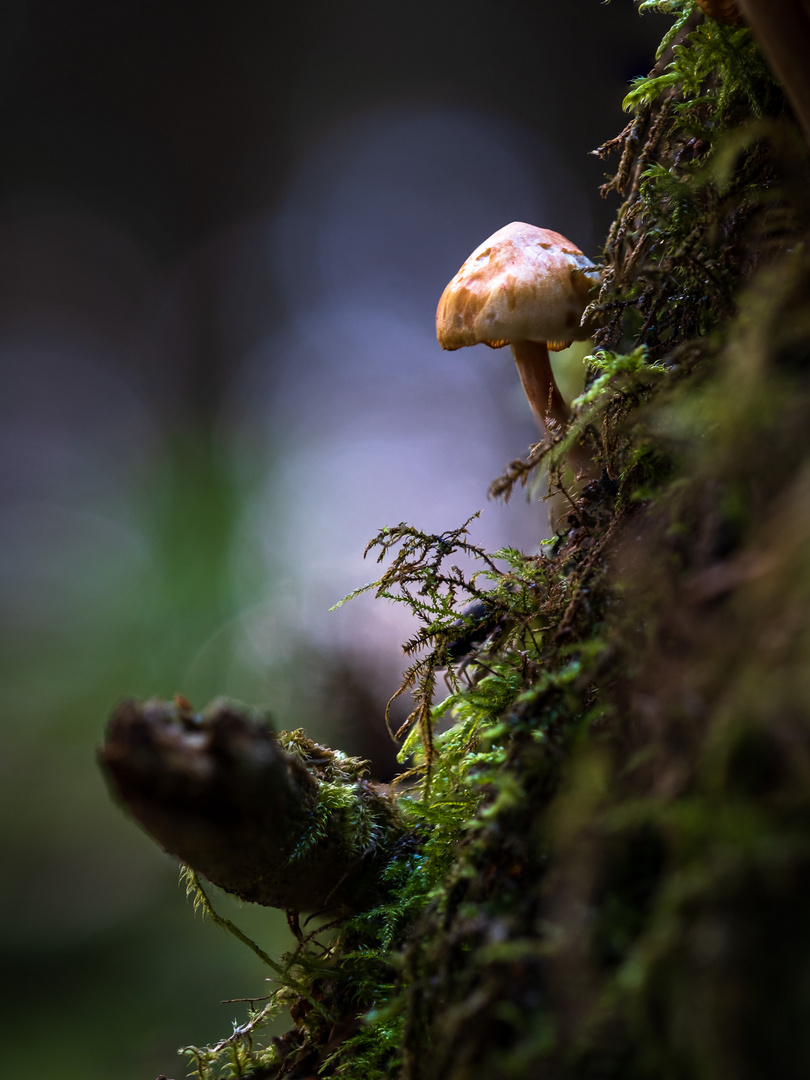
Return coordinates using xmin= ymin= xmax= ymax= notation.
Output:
xmin=436 ymin=221 xmax=600 ymax=471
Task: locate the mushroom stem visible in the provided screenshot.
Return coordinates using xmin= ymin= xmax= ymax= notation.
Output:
xmin=510 ymin=339 xmax=570 ymax=432
xmin=510 ymin=340 xmax=594 ymax=476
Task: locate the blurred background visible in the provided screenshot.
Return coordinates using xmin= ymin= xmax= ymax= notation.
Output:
xmin=0 ymin=2 xmax=662 ymax=1077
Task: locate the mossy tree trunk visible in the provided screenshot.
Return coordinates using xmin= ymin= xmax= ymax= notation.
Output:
xmin=100 ymin=4 xmax=810 ymax=1078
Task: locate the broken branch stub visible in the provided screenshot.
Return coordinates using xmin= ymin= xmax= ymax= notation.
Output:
xmin=98 ymin=697 xmax=404 ymax=914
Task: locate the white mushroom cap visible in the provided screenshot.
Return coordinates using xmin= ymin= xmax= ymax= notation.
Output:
xmin=436 ymin=222 xmax=599 ymax=352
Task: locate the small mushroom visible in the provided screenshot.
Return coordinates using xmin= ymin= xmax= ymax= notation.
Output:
xmin=436 ymin=221 xmax=600 ymax=470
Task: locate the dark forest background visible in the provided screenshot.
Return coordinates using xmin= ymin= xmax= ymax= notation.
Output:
xmin=0 ymin=4 xmax=662 ymax=1077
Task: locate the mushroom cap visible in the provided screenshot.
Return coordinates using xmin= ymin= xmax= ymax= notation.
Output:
xmin=436 ymin=222 xmax=599 ymax=352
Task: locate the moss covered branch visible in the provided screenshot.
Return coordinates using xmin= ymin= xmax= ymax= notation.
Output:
xmin=99 ymin=698 xmax=403 ymax=914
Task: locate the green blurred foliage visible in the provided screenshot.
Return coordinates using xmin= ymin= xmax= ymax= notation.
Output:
xmin=0 ymin=433 xmax=292 ymax=1079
